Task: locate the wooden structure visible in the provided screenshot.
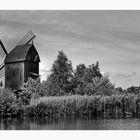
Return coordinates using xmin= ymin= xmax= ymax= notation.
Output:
xmin=4 ymin=44 xmax=40 ymax=90
xmin=0 ymin=31 xmax=40 ymax=90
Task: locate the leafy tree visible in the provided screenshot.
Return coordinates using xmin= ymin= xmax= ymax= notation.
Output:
xmin=72 ymin=62 xmax=103 ymax=94
xmin=83 ymin=62 xmax=102 ymax=83
xmin=75 ymin=64 xmax=87 ymax=80
xmin=70 ymin=64 xmax=87 ymax=94
xmin=45 ymin=50 xmax=74 ymax=96
xmin=115 ymin=87 xmax=124 ymax=93
xmin=92 ymin=76 xmax=115 ymax=95
xmin=75 ymin=76 xmax=115 ymax=96
xmin=127 ymin=86 xmax=140 ymax=94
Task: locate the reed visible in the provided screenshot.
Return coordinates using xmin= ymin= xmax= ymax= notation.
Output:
xmin=25 ymin=94 xmax=140 ymax=118
xmin=1 ymin=88 xmax=140 ymax=118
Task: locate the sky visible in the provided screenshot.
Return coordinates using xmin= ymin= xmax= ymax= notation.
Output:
xmin=0 ymin=10 xmax=140 ymax=89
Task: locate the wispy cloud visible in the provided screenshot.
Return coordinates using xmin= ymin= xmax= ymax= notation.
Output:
xmin=116 ymin=72 xmax=136 ymax=78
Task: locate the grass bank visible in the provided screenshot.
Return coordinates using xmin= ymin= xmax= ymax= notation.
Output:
xmin=1 ymin=91 xmax=140 ymax=118
xmin=25 ymin=94 xmax=140 ymax=118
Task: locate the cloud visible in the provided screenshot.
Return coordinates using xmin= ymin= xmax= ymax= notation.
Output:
xmin=116 ymin=72 xmax=136 ymax=78
xmin=127 ymin=79 xmax=133 ymax=82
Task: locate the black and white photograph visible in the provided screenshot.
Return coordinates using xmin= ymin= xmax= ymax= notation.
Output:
xmin=1 ymin=7 xmax=140 ymax=131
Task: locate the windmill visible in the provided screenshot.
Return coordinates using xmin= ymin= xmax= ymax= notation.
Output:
xmin=0 ymin=30 xmax=37 ymax=88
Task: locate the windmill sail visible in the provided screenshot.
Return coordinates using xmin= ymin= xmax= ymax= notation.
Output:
xmin=0 ymin=62 xmax=5 ymax=80
xmin=0 ymin=40 xmax=7 ymax=81
xmin=16 ymin=30 xmax=36 ymax=46
xmin=0 ymin=40 xmax=8 ymax=58
xmin=0 ymin=63 xmax=5 ymax=71
xmin=0 ymin=65 xmax=5 ymax=79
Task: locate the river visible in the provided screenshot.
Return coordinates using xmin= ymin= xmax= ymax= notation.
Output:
xmin=0 ymin=117 xmax=140 ymax=130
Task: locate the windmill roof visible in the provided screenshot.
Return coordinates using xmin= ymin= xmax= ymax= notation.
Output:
xmin=4 ymin=44 xmax=40 ymax=64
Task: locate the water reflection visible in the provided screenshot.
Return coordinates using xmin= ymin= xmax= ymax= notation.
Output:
xmin=1 ymin=117 xmax=140 ymax=130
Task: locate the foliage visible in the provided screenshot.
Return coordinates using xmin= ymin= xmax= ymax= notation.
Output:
xmin=1 ymin=88 xmax=140 ymax=118
xmin=26 ymin=94 xmax=140 ymax=118
xmin=126 ymin=86 xmax=140 ymax=94
xmin=17 ymin=90 xmax=31 ymax=105
xmin=74 ymin=76 xmax=115 ymax=96
xmin=71 ymin=62 xmax=105 ymax=95
xmin=44 ymin=50 xmax=74 ymax=96
xmin=0 ymin=88 xmax=19 ymax=116
xmin=72 ymin=62 xmax=102 ymax=85
xmin=83 ymin=62 xmax=102 ymax=83
xmin=39 ymin=50 xmax=113 ymax=96
xmin=24 ymin=77 xmax=47 ymax=98
xmin=115 ymin=87 xmax=124 ymax=93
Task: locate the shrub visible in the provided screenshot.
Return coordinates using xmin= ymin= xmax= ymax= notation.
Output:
xmin=24 ymin=77 xmax=47 ymax=98
xmin=0 ymin=88 xmax=19 ymax=116
xmin=17 ymin=90 xmax=31 ymax=105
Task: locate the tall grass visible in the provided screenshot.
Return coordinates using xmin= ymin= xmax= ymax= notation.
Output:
xmin=1 ymin=87 xmax=140 ymax=118
xmin=26 ymin=95 xmax=100 ymax=117
xmin=25 ymin=94 xmax=140 ymax=118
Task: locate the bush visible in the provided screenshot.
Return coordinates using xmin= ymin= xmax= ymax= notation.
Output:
xmin=0 ymin=88 xmax=19 ymax=116
xmin=17 ymin=90 xmax=31 ymax=105
xmin=75 ymin=76 xmax=115 ymax=96
xmin=24 ymin=78 xmax=47 ymax=98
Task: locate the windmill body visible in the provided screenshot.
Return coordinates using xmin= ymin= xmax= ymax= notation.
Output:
xmin=0 ymin=31 xmax=41 ymax=90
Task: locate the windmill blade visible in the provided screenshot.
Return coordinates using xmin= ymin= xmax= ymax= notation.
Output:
xmin=0 ymin=40 xmax=6 ymax=80
xmin=0 ymin=62 xmax=5 ymax=71
xmin=0 ymin=68 xmax=5 ymax=79
xmin=16 ymin=30 xmax=36 ymax=46
xmin=0 ymin=72 xmax=5 ymax=80
xmin=0 ymin=64 xmax=5 ymax=80
xmin=0 ymin=40 xmax=8 ymax=58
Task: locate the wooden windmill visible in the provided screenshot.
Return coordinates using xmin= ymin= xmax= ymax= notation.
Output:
xmin=0 ymin=30 xmax=40 ymax=90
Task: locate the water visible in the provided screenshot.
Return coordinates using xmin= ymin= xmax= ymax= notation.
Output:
xmin=1 ymin=117 xmax=140 ymax=130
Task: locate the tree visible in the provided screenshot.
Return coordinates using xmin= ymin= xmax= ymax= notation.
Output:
xmin=127 ymin=86 xmax=140 ymax=94
xmin=72 ymin=62 xmax=103 ymax=95
xmin=115 ymin=87 xmax=123 ymax=93
xmin=83 ymin=62 xmax=102 ymax=83
xmin=70 ymin=64 xmax=87 ymax=95
xmin=92 ymin=76 xmax=115 ymax=95
xmin=45 ymin=50 xmax=74 ymax=96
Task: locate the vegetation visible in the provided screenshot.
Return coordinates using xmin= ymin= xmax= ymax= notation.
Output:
xmin=1 ymin=50 xmax=140 ymax=119
xmin=0 ymin=89 xmax=21 ymax=117
xmin=43 ymin=50 xmax=74 ymax=96
xmin=1 ymin=91 xmax=140 ymax=118
xmin=26 ymin=94 xmax=140 ymax=118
